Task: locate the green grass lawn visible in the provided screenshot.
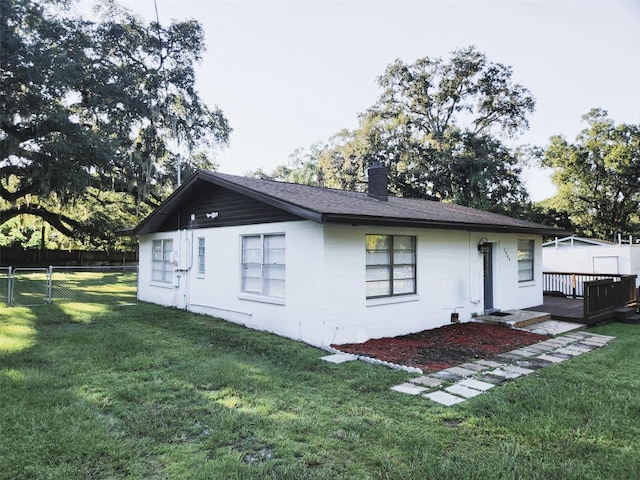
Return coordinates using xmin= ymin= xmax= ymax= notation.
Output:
xmin=1 ymin=288 xmax=639 ymax=479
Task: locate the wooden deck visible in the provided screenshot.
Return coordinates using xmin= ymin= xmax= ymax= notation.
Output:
xmin=527 ymin=296 xmax=585 ymax=323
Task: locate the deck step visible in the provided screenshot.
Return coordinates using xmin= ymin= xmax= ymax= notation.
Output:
xmin=614 ymin=307 xmax=637 ymax=321
xmin=619 ymin=314 xmax=640 ymax=325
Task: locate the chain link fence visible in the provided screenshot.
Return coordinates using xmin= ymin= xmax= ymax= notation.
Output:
xmin=0 ymin=267 xmax=10 ymax=306
xmin=1 ymin=265 xmax=138 ymax=307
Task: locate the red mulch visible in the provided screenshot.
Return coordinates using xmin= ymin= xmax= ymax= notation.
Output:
xmin=332 ymin=322 xmax=549 ymax=372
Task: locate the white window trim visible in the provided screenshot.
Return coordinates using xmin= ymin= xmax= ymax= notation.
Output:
xmin=196 ymin=237 xmax=206 ymax=277
xmin=237 ymin=293 xmax=286 ymax=306
xmin=517 ymin=239 xmax=535 ymax=283
xmin=240 ymin=233 xmax=286 ymax=300
xmin=151 ymin=239 xmax=173 ymax=284
xmin=366 ymin=294 xmax=420 ymax=307
xmin=366 ymin=234 xmax=417 ymax=299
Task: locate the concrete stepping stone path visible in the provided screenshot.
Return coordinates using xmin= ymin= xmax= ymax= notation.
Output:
xmin=386 ymin=330 xmax=616 ymax=406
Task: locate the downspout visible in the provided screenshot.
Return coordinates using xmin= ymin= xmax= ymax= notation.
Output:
xmin=469 ymin=232 xmax=481 ymax=306
xmin=174 ymin=213 xmax=194 ymax=310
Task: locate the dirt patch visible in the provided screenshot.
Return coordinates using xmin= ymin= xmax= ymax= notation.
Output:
xmin=332 ymin=322 xmax=549 ymax=372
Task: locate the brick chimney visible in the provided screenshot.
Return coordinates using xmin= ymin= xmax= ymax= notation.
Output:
xmin=367 ymin=161 xmax=388 ymax=201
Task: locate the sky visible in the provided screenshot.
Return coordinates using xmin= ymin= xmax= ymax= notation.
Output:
xmin=81 ymin=0 xmax=640 ymax=201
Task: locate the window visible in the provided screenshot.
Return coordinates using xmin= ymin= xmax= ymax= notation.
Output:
xmin=366 ymin=234 xmax=416 ymax=298
xmin=152 ymin=239 xmax=173 ymax=283
xmin=518 ymin=239 xmax=534 ymax=282
xmin=197 ymin=237 xmax=205 ymax=275
xmin=241 ymin=234 xmax=285 ymax=298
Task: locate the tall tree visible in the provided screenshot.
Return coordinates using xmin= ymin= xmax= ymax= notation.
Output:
xmin=542 ymin=109 xmax=640 ymax=239
xmin=0 ymin=0 xmax=230 ymax=247
xmin=246 ymin=144 xmax=324 ymax=186
xmin=317 ymin=47 xmax=534 ymax=213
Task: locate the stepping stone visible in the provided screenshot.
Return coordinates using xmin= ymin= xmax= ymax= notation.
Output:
xmin=565 ymin=331 xmax=588 ymax=337
xmin=579 ymin=340 xmax=608 ymax=348
xmin=391 ymin=383 xmax=427 ymax=395
xmin=555 ymin=347 xmax=585 ymax=356
xmin=443 ymin=366 xmax=476 ymax=377
xmin=459 ymin=362 xmax=487 ymax=372
xmin=431 ymin=371 xmax=463 ymax=381
xmin=459 ymin=378 xmax=495 ymax=392
xmin=539 ymin=340 xmax=563 ymax=347
xmin=521 ymin=345 xmax=547 ymax=353
xmin=446 ymin=384 xmax=483 ymax=398
xmin=508 ymin=349 xmax=537 ymax=358
xmin=516 ymin=358 xmax=552 ymax=369
xmin=410 ymin=376 xmax=443 ymax=388
xmin=537 ymin=354 xmax=567 ymax=363
xmin=572 ymin=343 xmax=597 ymax=351
xmin=475 ymin=359 xmax=504 ymax=368
xmin=584 ymin=337 xmax=612 ymax=345
xmin=489 ymin=368 xmax=522 ymax=379
xmin=424 ymin=390 xmax=466 ymax=406
xmin=504 ymin=365 xmax=535 ymax=375
xmin=586 ymin=334 xmax=615 ymax=341
xmin=563 ymin=333 xmax=587 ymax=340
xmin=567 ymin=345 xmax=592 ymax=352
xmin=320 ymin=353 xmax=357 ymax=364
xmin=530 ymin=343 xmax=556 ymax=352
xmin=493 ymin=353 xmax=523 ymax=361
xmin=476 ymin=374 xmax=507 ymax=385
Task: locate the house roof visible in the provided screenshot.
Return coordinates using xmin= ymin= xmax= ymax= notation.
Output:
xmin=134 ymin=170 xmax=570 ymax=236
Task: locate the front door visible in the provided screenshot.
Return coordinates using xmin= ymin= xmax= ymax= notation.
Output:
xmin=482 ymin=243 xmax=494 ymax=312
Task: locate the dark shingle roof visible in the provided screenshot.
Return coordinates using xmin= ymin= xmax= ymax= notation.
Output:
xmin=134 ymin=170 xmax=569 ymax=236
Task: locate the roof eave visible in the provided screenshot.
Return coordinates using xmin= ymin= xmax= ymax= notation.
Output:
xmin=323 ymin=214 xmax=570 ymax=236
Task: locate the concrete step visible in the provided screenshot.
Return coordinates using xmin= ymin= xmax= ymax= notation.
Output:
xmin=474 ymin=310 xmax=551 ymax=328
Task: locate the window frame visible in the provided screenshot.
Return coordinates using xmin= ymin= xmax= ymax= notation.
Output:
xmin=151 ymin=239 xmax=173 ymax=283
xmin=517 ymin=239 xmax=535 ymax=283
xmin=366 ymin=234 xmax=417 ymax=299
xmin=240 ymin=233 xmax=286 ymax=299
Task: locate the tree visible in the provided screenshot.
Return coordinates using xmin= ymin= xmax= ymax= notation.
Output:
xmin=0 ymin=0 xmax=230 ymax=248
xmin=246 ymin=144 xmax=324 ymax=186
xmin=542 ymin=109 xmax=640 ymax=239
xmin=316 ymin=47 xmax=534 ymax=213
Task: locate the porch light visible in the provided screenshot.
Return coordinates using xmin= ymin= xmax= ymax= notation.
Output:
xmin=477 ymin=237 xmax=488 ymax=252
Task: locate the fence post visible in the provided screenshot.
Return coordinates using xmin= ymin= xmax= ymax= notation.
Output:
xmin=47 ymin=265 xmax=53 ymax=304
xmin=7 ymin=266 xmax=12 ymax=306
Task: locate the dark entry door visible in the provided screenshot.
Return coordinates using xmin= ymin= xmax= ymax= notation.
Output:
xmin=482 ymin=243 xmax=494 ymax=312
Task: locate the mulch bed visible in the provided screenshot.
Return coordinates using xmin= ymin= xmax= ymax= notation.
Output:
xmin=332 ymin=322 xmax=549 ymax=372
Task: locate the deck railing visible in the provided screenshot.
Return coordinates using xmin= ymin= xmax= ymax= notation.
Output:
xmin=543 ymin=272 xmax=633 ymax=299
xmin=544 ymin=272 xmax=637 ymax=324
xmin=583 ymin=275 xmax=637 ymax=324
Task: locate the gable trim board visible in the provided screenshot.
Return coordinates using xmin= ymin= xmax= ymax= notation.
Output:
xmin=134 ymin=170 xmax=568 ymax=346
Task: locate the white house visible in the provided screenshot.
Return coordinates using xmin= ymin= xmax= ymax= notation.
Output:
xmin=133 ymin=166 xmax=566 ymax=347
xmin=543 ymin=235 xmax=640 ymax=284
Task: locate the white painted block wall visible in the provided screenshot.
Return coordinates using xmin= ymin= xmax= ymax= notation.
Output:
xmin=138 ymin=222 xmax=544 ymax=347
